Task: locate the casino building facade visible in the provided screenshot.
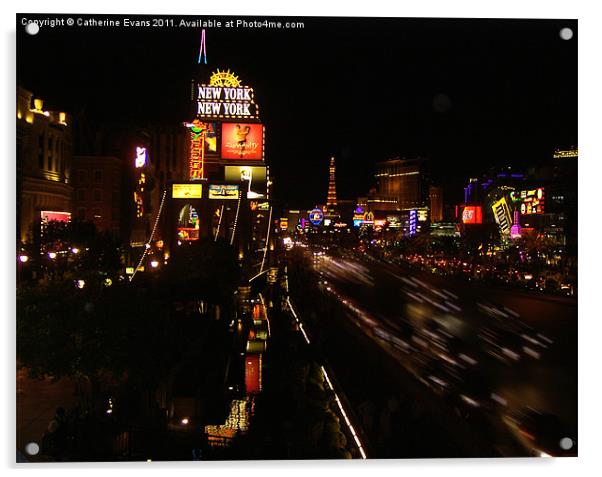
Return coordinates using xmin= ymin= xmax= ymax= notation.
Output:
xmin=129 ymin=70 xmax=272 ymax=279
xmin=17 ymin=86 xmax=73 ymax=245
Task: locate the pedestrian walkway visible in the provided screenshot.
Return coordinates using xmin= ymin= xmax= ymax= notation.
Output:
xmin=16 ymin=368 xmax=78 ymax=462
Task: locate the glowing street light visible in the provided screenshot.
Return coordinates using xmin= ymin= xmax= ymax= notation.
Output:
xmin=48 ymin=252 xmax=57 ymax=259
xmin=18 ymin=255 xmax=29 ymax=263
xmin=71 ymin=247 xmax=79 ymax=254
xmin=180 ymin=418 xmax=189 ymax=425
xmin=150 ymin=260 xmax=159 ymax=268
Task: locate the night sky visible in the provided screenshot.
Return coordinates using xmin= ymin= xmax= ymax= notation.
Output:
xmin=17 ymin=14 xmax=577 ymax=209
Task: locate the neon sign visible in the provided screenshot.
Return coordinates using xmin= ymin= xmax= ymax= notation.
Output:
xmin=196 ymin=70 xmax=259 ymax=119
xmin=186 ymin=119 xmax=209 ymax=180
xmin=553 ymin=148 xmax=578 ymax=159
xmin=409 ymin=209 xmax=417 ymax=236
xmin=135 ymin=147 xmax=147 ymax=168
xmin=462 ymin=206 xmax=483 ymax=224
xmin=309 ymin=208 xmax=324 ymax=226
xmin=511 ymin=188 xmax=545 ymax=215
xmin=492 ymin=197 xmax=512 ymax=236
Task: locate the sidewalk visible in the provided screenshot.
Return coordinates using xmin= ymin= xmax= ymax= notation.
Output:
xmin=16 ymin=368 xmax=78 ymax=462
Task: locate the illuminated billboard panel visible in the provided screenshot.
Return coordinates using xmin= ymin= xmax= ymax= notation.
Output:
xmin=462 ymin=206 xmax=483 ymax=224
xmin=511 ymin=188 xmax=545 ymax=215
xmin=492 ymin=197 xmax=512 ymax=235
xmin=135 ymin=146 xmax=148 ymax=168
xmin=177 ymin=204 xmax=200 ymax=241
xmin=172 ymin=184 xmax=203 ymax=199
xmin=224 ymin=166 xmax=267 ymax=187
xmin=208 ymin=184 xmax=239 ymax=199
xmin=40 ymin=211 xmax=71 ymax=223
xmin=221 ymin=123 xmax=264 ymax=160
xmin=245 ymin=353 xmax=261 ymax=395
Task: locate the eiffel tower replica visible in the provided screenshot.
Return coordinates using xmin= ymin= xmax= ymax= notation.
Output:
xmin=325 ymin=156 xmax=340 ymax=221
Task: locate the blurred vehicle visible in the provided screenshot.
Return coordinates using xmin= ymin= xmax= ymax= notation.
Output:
xmin=373 ymin=326 xmax=416 ymax=354
xmin=478 ymin=326 xmax=523 ymax=364
xmin=479 ymin=317 xmax=552 ymax=364
xmin=502 ymin=408 xmax=577 ymax=457
xmin=477 ymin=300 xmax=520 ymax=320
xmin=416 ymin=357 xmax=461 ymax=399
xmin=453 ymin=367 xmax=504 ymax=418
xmin=436 ymin=336 xmax=479 ymax=370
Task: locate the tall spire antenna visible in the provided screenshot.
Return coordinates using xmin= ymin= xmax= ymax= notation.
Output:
xmin=198 ymin=29 xmax=207 ymax=64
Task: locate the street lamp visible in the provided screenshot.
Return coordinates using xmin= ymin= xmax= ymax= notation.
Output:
xmin=150 ymin=260 xmax=159 ymax=268
xmin=48 ymin=252 xmax=57 ymax=259
xmin=71 ymin=247 xmax=79 ymax=254
xmin=18 ymin=255 xmax=29 ymax=263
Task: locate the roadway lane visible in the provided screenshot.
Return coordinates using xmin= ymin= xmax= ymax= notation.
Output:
xmin=310 ymin=250 xmax=577 ymax=450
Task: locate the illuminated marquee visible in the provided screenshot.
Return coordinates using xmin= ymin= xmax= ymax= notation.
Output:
xmin=492 ymin=197 xmax=512 ymax=236
xmin=172 ymin=184 xmax=203 ymax=199
xmin=196 ymin=70 xmax=259 ymax=119
xmin=511 ymin=188 xmax=545 ymax=215
xmin=208 ymin=184 xmax=239 ymax=199
xmin=553 ymin=148 xmax=578 ymax=159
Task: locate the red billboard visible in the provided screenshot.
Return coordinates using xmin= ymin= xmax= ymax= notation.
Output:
xmin=462 ymin=206 xmax=483 ymax=224
xmin=40 ymin=211 xmax=71 ymax=223
xmin=221 ymin=123 xmax=264 ymax=160
xmin=245 ymin=353 xmax=261 ymax=394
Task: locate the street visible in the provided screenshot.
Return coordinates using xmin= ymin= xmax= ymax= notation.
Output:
xmin=292 ymin=247 xmax=577 ymax=456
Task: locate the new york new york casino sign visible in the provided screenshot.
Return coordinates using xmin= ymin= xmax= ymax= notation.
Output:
xmin=196 ymin=69 xmax=259 ymax=119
